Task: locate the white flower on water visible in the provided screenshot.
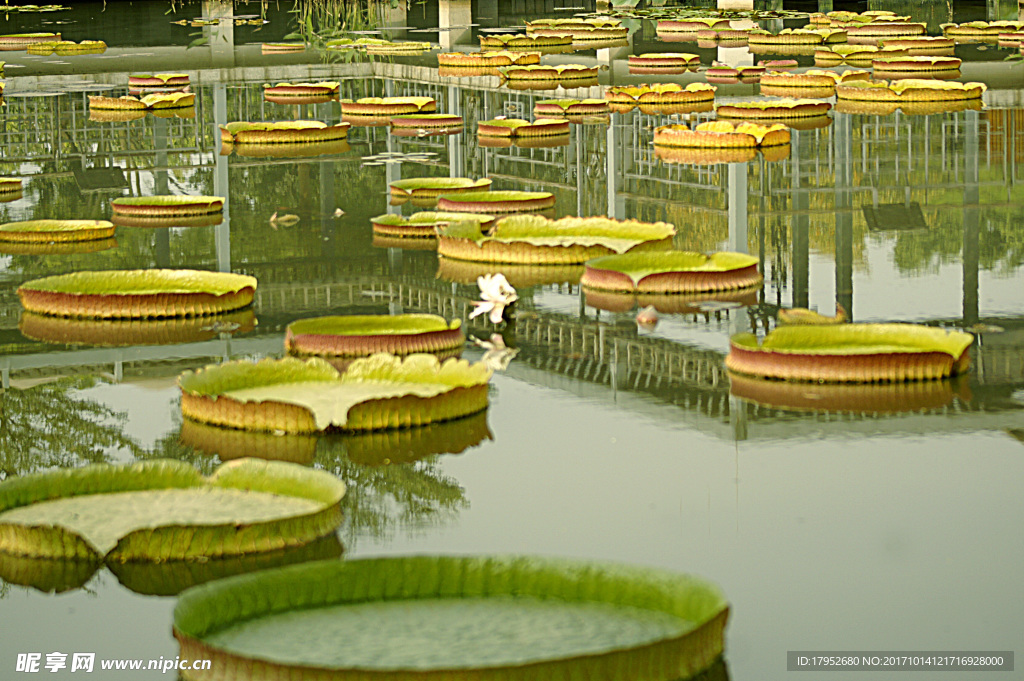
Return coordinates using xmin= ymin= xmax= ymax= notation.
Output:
xmin=469 ymin=273 xmax=518 ymax=324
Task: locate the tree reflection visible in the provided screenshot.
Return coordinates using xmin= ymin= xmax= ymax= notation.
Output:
xmin=0 ymin=377 xmax=144 ymax=481
xmin=147 ymin=404 xmax=471 ymax=548
xmin=314 ymin=438 xmax=468 ymax=547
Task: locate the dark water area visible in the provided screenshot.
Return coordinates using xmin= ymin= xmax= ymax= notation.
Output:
xmin=0 ymin=0 xmax=1022 ymax=679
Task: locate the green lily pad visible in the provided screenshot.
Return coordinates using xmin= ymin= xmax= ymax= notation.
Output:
xmin=178 ymin=354 xmax=492 ymax=433
xmin=286 ymin=314 xmax=465 ymax=358
xmin=17 ymin=269 xmax=257 ymax=319
xmin=437 ymin=215 xmax=676 ymax=264
xmin=727 ymin=324 xmax=974 ymax=382
xmin=111 ymin=195 xmax=224 ymax=214
xmin=174 ymin=555 xmax=728 ymax=679
xmin=0 ymin=219 xmax=114 ymax=243
xmin=389 ymin=177 xmax=491 ymax=196
xmin=0 ymin=459 xmax=345 ymax=561
xmin=583 ymin=251 xmax=761 ymax=289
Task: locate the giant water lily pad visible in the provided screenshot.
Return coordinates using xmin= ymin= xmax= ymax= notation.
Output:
xmin=389 ymin=177 xmax=491 ymax=199
xmin=436 ymin=215 xmax=675 ymax=264
xmin=178 ymin=354 xmax=492 ymax=433
xmin=836 ymin=78 xmax=985 ymax=102
xmin=0 ymin=177 xmax=23 ymax=193
xmin=174 ymin=556 xmax=729 ymax=681
xmin=371 ymin=211 xmax=496 ymax=239
xmin=726 ymin=324 xmax=974 ymax=383
xmin=436 ymin=190 xmax=555 ymax=214
xmin=111 ymin=195 xmax=224 ymax=216
xmin=286 ymin=314 xmax=465 ymax=359
xmin=220 ymin=121 xmax=350 ymax=144
xmin=0 ymin=458 xmax=344 ymax=561
xmin=582 ymin=251 xmax=763 ymax=293
xmin=17 ymin=269 xmax=257 ymax=319
xmin=715 ymin=99 xmax=832 ymax=119
xmin=0 ymin=219 xmax=114 ymax=243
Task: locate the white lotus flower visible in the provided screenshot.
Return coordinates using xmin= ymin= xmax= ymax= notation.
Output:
xmin=469 ymin=273 xmax=518 ymax=324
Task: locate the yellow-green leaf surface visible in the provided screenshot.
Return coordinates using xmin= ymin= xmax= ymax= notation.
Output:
xmin=587 ymin=252 xmax=758 ymax=285
xmin=0 ymin=219 xmax=113 ymax=234
xmin=20 ymin=269 xmax=256 ymax=295
xmin=0 ymin=459 xmax=345 ymax=560
xmin=179 ymin=355 xmax=491 ymax=431
xmin=443 ymin=215 xmax=675 ymax=252
xmin=437 ymin=190 xmax=552 ymax=203
xmin=174 ymin=555 xmax=728 ymax=676
xmin=372 ymin=211 xmax=493 ymax=227
xmin=391 ymin=178 xmax=490 ymax=192
xmin=732 ymin=324 xmax=974 ymax=357
xmin=223 ymin=121 xmax=329 ymax=133
xmin=112 ymin=195 xmax=223 ymax=207
xmin=722 ymin=98 xmax=823 ymax=109
xmin=130 ymin=72 xmax=188 ymax=82
xmin=288 ymin=314 xmax=460 ymax=336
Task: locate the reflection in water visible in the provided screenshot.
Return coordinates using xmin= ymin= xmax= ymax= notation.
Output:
xmin=0 ymin=534 xmax=343 ymax=597
xmin=0 ymin=377 xmax=143 ymax=479
xmin=166 ymin=412 xmax=489 ymax=545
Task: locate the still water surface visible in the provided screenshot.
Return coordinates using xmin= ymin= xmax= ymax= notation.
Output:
xmin=0 ymin=1 xmax=1022 ymax=679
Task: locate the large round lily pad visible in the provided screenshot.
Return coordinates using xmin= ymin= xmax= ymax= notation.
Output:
xmin=582 ymin=251 xmax=763 ymax=293
xmin=437 ymin=190 xmax=556 ymax=214
xmin=220 ymin=121 xmax=350 ymax=144
xmin=436 ymin=215 xmax=676 ymax=264
xmin=17 ymin=269 xmax=257 ymax=319
xmin=0 ymin=219 xmax=114 ymax=243
xmin=389 ymin=177 xmax=491 ymax=199
xmin=0 ymin=458 xmax=345 ymax=561
xmin=174 ymin=555 xmax=729 ymax=681
xmin=111 ymin=195 xmax=224 ymax=216
xmin=178 ymin=354 xmax=492 ymax=434
xmin=286 ymin=314 xmax=465 ymax=359
xmin=726 ymin=324 xmax=974 ymax=382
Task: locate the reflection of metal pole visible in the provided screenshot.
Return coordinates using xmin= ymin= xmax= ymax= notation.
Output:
xmin=963 ymin=110 xmax=980 ymax=326
xmin=791 ymin=131 xmax=809 ymax=309
xmin=153 ymin=116 xmax=171 ymax=268
xmin=213 ymin=84 xmax=231 ymax=272
xmin=606 ymin=113 xmax=627 ymax=219
xmin=729 ymin=396 xmax=748 ymax=442
xmin=448 ymin=85 xmax=464 ymax=178
xmin=728 ymin=163 xmax=749 ymax=334
xmin=834 ymin=114 xmax=853 ymax=320
xmin=386 ymin=132 xmax=401 ymax=216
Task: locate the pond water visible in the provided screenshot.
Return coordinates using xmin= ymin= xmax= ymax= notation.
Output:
xmin=0 ymin=0 xmax=1022 ymax=679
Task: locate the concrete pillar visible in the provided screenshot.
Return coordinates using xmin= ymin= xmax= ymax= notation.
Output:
xmin=203 ymin=0 xmax=235 ymax=68
xmin=963 ymin=111 xmax=980 ymax=326
xmin=213 ymin=84 xmax=231 ymax=273
xmin=439 ymin=0 xmax=472 ymax=51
